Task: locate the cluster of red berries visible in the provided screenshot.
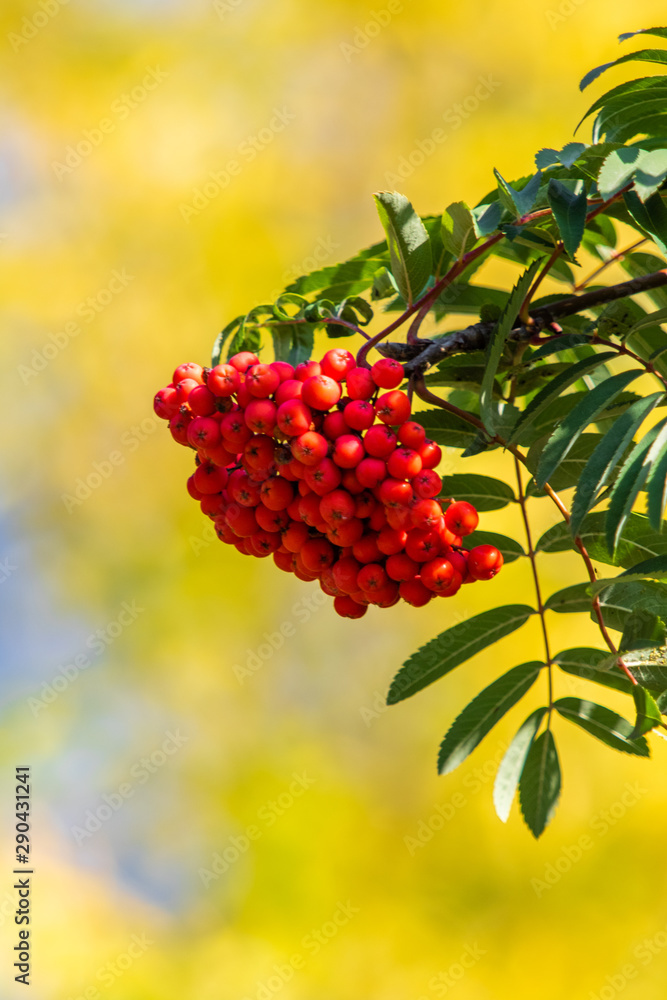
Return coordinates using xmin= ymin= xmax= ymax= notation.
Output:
xmin=154 ymin=349 xmax=503 ymax=618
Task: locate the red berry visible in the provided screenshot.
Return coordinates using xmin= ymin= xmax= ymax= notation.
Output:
xmin=334 ymin=595 xmax=368 ymax=619
xmin=249 ymin=530 xmax=282 ymax=557
xmin=410 ymin=499 xmax=444 ymax=531
xmin=371 ymin=358 xmax=404 ymax=389
xmin=207 ymin=363 xmax=240 ymax=397
xmin=243 ymin=435 xmax=275 ymax=472
xmin=292 ymin=431 xmax=328 ymax=466
xmin=356 ymin=457 xmax=387 ymax=489
xmin=275 ymin=379 xmax=303 ymax=405
xmin=326 ymin=517 xmax=364 ymax=546
xmin=295 ymin=360 xmax=322 ymax=381
xmin=244 ymin=399 xmax=277 ymax=434
xmin=187 ymin=417 xmax=221 ymax=450
xmin=444 ymin=501 xmax=479 ymax=537
xmin=420 ymin=557 xmax=455 ymax=593
xmin=188 ymin=384 xmax=217 ymax=416
xmin=413 ymin=469 xmax=442 ymax=499
xmin=320 ymin=348 xmax=355 ymax=381
xmin=246 ymin=363 xmax=280 ymax=398
xmin=322 ymin=411 xmax=349 ymax=440
xmin=332 ymin=557 xmax=362 ymax=594
xmin=385 ymin=505 xmax=411 ymax=530
xmin=376 ymin=527 xmax=407 ymax=555
xmin=468 ymin=544 xmax=504 ymax=580
xmin=270 ymin=361 xmax=295 ymax=382
xmin=378 ymin=478 xmax=413 ymax=508
xmin=220 ymin=411 xmax=252 ymax=449
xmin=255 ymin=504 xmax=290 ymax=533
xmin=346 ymin=367 xmax=375 ymax=400
xmin=352 ymin=534 xmax=383 ymax=564
xmin=364 ymin=425 xmax=397 ymax=458
xmin=386 ymin=553 xmax=420 ymax=581
xmin=387 ymin=447 xmax=423 ymax=481
xmin=305 ymin=458 xmax=342 ymax=496
xmin=186 ymin=473 xmax=204 ymax=500
xmin=301 ymin=374 xmax=342 ymax=411
xmin=259 ymin=476 xmax=294 ymax=511
xmin=357 ymin=563 xmax=388 ymax=593
xmin=229 ymin=352 xmax=260 ymax=373
xmin=174 ymin=378 xmax=200 ymax=405
xmin=228 ymin=469 xmax=261 ymax=506
xmin=418 ymin=439 xmax=442 ymax=469
xmin=173 ymin=362 xmax=204 ymax=385
xmin=154 ymin=386 xmax=179 ymax=419
xmin=319 ymin=489 xmax=356 ymax=526
xmin=333 ymin=434 xmax=365 ymax=469
xmin=405 ymin=528 xmax=442 ymax=562
xmin=226 ymin=505 xmax=259 ymax=537
xmin=193 ymin=461 xmax=228 ymax=494
xmin=375 ymin=390 xmax=411 ymax=425
xmin=301 ymin=537 xmax=335 ymax=573
xmin=344 ymin=400 xmax=375 ymax=431
xmin=282 ymin=521 xmax=310 ymax=552
xmin=274 ymin=549 xmax=296 ymax=573
xmin=399 ymin=578 xmax=432 ymax=607
xmin=398 ymin=420 xmax=426 ymax=449
xmin=341 ymin=469 xmax=366 ymax=495
xmin=276 ymin=399 xmax=312 ymax=436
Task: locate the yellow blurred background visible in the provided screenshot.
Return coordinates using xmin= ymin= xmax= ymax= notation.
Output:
xmin=2 ymin=1 xmax=667 ymax=997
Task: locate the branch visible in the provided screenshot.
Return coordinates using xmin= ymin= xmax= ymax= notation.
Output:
xmin=378 ymin=268 xmax=667 ymax=373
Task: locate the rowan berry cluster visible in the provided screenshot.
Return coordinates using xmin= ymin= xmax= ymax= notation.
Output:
xmin=154 ymin=349 xmax=503 ymax=618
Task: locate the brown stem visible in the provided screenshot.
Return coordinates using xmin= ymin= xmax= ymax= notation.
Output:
xmin=514 ymin=457 xmax=554 ymax=719
xmin=574 ymin=238 xmax=647 ymax=292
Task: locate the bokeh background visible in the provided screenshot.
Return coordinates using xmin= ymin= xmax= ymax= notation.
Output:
xmin=2 ymin=1 xmax=667 ymax=997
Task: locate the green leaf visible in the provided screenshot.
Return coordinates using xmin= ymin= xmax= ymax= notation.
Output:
xmin=546 ymin=178 xmax=588 ymax=260
xmin=493 ymin=708 xmax=548 ymax=823
xmin=413 ymin=408 xmax=480 ymax=451
xmin=606 ymin=417 xmax=667 ymax=555
xmin=370 ymin=266 xmax=399 ymax=300
xmin=554 ymin=698 xmax=650 ymax=756
xmin=227 ymin=317 xmax=260 ymax=358
xmin=580 ymin=49 xmax=667 ymax=93
xmin=596 ymin=580 xmax=667 ymax=632
xmin=441 ymin=202 xmax=477 ymax=259
xmin=437 ymin=662 xmax=542 ymax=775
xmin=544 ymin=511 xmax=667 ymax=567
xmin=285 ymin=254 xmax=388 ymax=300
xmin=621 ymin=610 xmax=667 ymax=655
xmin=624 ymin=190 xmax=667 ymax=255
xmin=630 ymin=685 xmax=662 ymax=738
xmin=211 ymin=314 xmax=244 ymax=366
xmin=544 ymin=583 xmax=591 ymax=614
xmin=598 ymin=147 xmax=645 ymax=200
xmin=619 ymin=555 xmax=667 ymax=580
xmin=646 ymin=422 xmax=667 ymax=530
xmin=633 ymin=149 xmax=667 ymax=201
xmin=555 ymin=647 xmax=632 ymax=694
xmin=626 ymin=305 xmax=667 ymax=336
xmin=439 ymin=473 xmax=515 ymax=511
xmin=658 ymin=690 xmax=667 ymax=713
xmin=471 ymin=200 xmax=503 ymax=237
xmin=374 ymin=191 xmax=432 ymax=307
xmin=526 ymin=434 xmax=604 ymax=494
xmin=460 ymin=532 xmax=525 ymax=564
xmin=570 ymin=393 xmax=664 ymax=536
xmin=519 ymin=731 xmax=561 ymax=839
xmin=535 ymin=369 xmax=644 ymax=489
xmin=481 ymin=261 xmax=541 ymax=434
xmin=507 ymin=352 xmax=617 ymax=446
xmin=494 ymin=169 xmax=543 ymax=216
xmin=528 ymin=334 xmax=591 ymax=361
xmin=536 ymin=143 xmax=587 ymax=170
xmin=386 ymin=606 xmax=535 ymax=705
